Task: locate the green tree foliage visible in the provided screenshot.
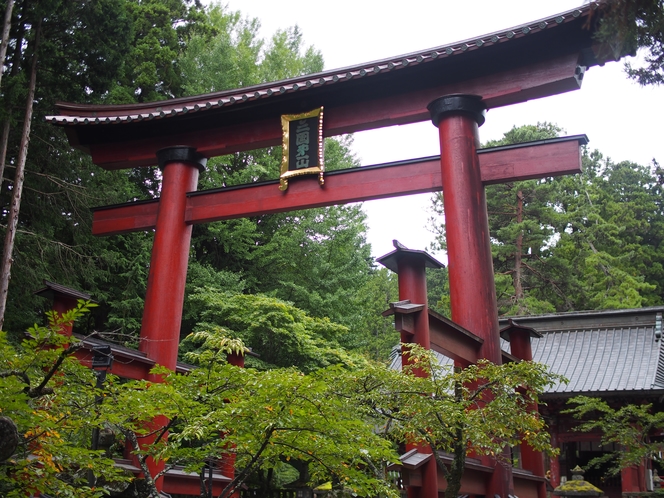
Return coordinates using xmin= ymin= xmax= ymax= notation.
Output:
xmin=0 ymin=0 xmax=137 ymax=332
xmin=482 ymin=124 xmax=563 ymax=315
xmin=178 ymin=3 xmax=322 ymax=95
xmin=0 ymin=305 xmax=400 ymax=497
xmin=182 ymin=289 xmax=367 ymax=372
xmin=1 ymin=305 xmax=562 ymax=498
xmin=427 ymin=266 xmax=452 ymax=317
xmin=0 ymin=0 xmax=208 ymax=336
xmin=565 ymin=395 xmax=664 ymax=474
xmin=550 ymin=153 xmax=663 ymax=310
xmin=429 ymin=123 xmax=664 ymax=315
xmin=0 ymin=302 xmax=132 ymax=497
xmin=0 ymin=0 xmax=397 ymax=364
xmin=105 ymin=0 xmax=209 ymax=103
xmin=593 ymin=0 xmax=664 ymax=85
xmin=177 ymin=7 xmax=395 ymax=359
xmin=137 ymin=362 xmax=400 ymax=498
xmin=339 ymin=345 xmax=564 ymax=498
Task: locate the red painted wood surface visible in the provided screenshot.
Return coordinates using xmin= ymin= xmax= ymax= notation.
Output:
xmin=435 ymin=107 xmax=510 ymax=498
xmin=74 ymin=342 xmax=192 ymax=380
xmin=163 ymin=471 xmax=228 ymax=496
xmin=393 ymin=252 xmax=439 ymax=497
xmin=396 ymin=254 xmax=431 ymax=373
xmin=74 ymin=349 xmax=151 ymax=380
xmin=92 ymin=200 xmax=159 ymax=235
xmin=138 ymin=158 xmax=200 ymax=490
xmin=509 ymin=329 xmax=547 ymax=498
xmin=428 ymin=312 xmax=482 ymax=366
xmin=549 ymin=430 xmax=561 ymax=488
xmin=437 ymin=114 xmax=502 ymax=364
xmin=513 ymin=473 xmax=544 ymax=498
xmin=86 ymin=54 xmax=580 ymax=170
xmin=52 ymin=296 xmax=78 ymax=336
xmin=139 ymin=160 xmax=199 ymax=373
xmin=91 ymin=137 xmax=584 ymax=236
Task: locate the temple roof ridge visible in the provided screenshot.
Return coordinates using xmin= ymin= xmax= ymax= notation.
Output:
xmin=47 ymin=3 xmax=599 ymax=126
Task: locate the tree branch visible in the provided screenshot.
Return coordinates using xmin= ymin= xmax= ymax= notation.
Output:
xmin=27 ymin=342 xmax=82 ymax=398
xmin=220 ymin=425 xmax=275 ymax=498
xmin=121 ymin=428 xmax=160 ymax=498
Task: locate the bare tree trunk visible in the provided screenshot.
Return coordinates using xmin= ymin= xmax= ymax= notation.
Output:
xmin=0 ymin=121 xmax=11 ymax=189
xmin=0 ymin=0 xmax=15 ymax=91
xmin=0 ymin=18 xmax=40 ymax=329
xmin=0 ymin=0 xmax=24 ymax=190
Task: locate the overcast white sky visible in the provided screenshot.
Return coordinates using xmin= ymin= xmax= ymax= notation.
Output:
xmin=216 ymin=0 xmax=664 ymax=260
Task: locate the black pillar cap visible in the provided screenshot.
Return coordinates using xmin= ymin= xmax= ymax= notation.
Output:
xmin=427 ymin=94 xmax=486 ymax=128
xmin=377 ymin=247 xmax=445 ymax=274
xmin=156 ymin=146 xmax=207 ymax=171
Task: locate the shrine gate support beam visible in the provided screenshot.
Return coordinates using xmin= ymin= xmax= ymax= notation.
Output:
xmin=430 ymin=95 xmax=501 ymax=364
xmin=429 ymin=94 xmax=506 ymax=498
xmin=91 ymin=135 xmax=586 ymax=237
xmin=79 ymin=54 xmax=583 ymax=170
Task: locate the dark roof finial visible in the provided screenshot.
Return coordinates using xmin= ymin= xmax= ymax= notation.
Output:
xmin=393 ymin=239 xmax=408 ymax=250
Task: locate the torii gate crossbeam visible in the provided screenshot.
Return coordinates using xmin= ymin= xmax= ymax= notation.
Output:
xmin=91 ymin=135 xmax=586 ymax=236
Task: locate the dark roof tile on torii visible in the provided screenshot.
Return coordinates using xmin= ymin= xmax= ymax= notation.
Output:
xmin=47 ymin=3 xmax=617 ymax=170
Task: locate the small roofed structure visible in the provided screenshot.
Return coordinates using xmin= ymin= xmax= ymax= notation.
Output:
xmin=504 ymin=307 xmax=664 ymax=397
xmin=34 ymin=280 xmax=93 ymax=336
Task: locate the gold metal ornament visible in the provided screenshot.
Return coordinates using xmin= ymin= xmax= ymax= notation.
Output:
xmin=279 ymin=107 xmax=324 ymax=191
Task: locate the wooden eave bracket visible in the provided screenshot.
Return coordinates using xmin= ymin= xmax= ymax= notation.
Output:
xmin=383 ymin=300 xmax=425 ymax=336
xmin=393 ymin=449 xmax=433 ymax=470
xmin=499 ymin=318 xmax=543 ymax=340
xmin=382 ymin=300 xmax=425 ymax=317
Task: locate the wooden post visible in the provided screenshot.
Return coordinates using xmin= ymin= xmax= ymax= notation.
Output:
xmin=378 ymin=246 xmax=444 ymax=498
xmin=138 ymin=146 xmax=205 ymax=489
xmin=549 ymin=429 xmax=561 ymax=489
xmin=429 ymin=94 xmax=512 ymax=498
xmin=34 ymin=281 xmax=92 ymax=338
xmin=504 ymin=323 xmax=547 ymax=498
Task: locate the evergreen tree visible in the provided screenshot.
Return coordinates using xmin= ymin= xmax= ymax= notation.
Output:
xmin=593 ymin=0 xmax=664 ymax=85
xmin=429 ymin=124 xmax=664 ymax=315
xmin=549 ymin=153 xmax=663 ymax=309
xmin=179 ymin=4 xmax=396 ymax=359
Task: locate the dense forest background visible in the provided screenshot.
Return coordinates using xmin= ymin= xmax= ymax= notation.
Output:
xmin=0 ymin=0 xmax=662 ymax=365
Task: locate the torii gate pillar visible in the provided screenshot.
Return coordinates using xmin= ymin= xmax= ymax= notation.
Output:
xmin=428 ymin=94 xmax=501 ymax=363
xmin=429 ymin=95 xmax=512 ymax=497
xmin=140 ymin=146 xmax=206 ymax=373
xmin=138 ymin=146 xmax=205 ymax=488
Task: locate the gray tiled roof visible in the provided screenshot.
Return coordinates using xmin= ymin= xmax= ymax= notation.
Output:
xmin=392 ymin=307 xmax=664 ymax=397
xmin=503 ymin=307 xmax=664 ymax=395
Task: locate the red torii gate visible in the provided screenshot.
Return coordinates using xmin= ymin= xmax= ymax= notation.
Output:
xmin=47 ymin=4 xmax=619 ymax=496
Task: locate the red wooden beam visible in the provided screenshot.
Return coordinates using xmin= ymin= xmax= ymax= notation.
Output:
xmin=86 ymin=54 xmax=582 ymax=170
xmin=91 ymin=136 xmax=586 ymax=236
xmin=93 ymin=200 xmax=159 ymax=236
xmin=428 ymin=310 xmax=483 ymax=366
xmin=74 ymin=339 xmax=193 ymax=380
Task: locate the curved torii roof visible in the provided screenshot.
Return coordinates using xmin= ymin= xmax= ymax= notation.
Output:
xmin=47 ymin=3 xmax=615 ymax=169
